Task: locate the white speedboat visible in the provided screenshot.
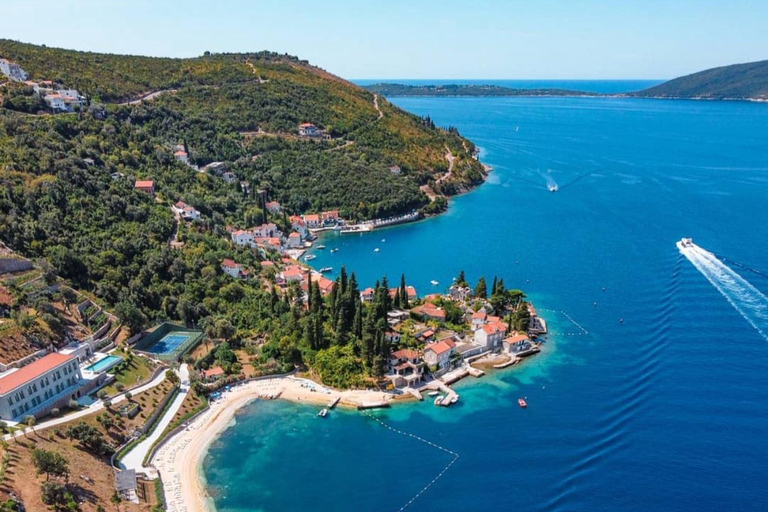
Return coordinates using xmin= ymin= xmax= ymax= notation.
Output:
xmin=374 ymin=248 xmax=379 ymax=253
xmin=676 ymin=237 xmax=694 ymax=250
xmin=316 ymin=245 xmax=326 ymax=249
xmin=428 ymin=391 xmax=439 ymax=397
xmin=548 ymin=184 xmax=558 ymax=192
xmin=318 ymin=408 xmax=328 ymax=417
xmin=319 ymin=267 xmax=333 ymax=273
xmin=330 ymin=248 xmax=338 ymax=253
xmin=430 ymin=280 xmax=438 ymax=286
xmin=304 ymin=254 xmax=316 ymax=261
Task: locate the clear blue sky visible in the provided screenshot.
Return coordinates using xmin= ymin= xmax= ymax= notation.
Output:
xmin=4 ymin=0 xmax=768 ymax=80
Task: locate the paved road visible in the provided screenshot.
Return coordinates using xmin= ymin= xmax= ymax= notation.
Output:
xmin=120 ymin=365 xmax=189 ymax=472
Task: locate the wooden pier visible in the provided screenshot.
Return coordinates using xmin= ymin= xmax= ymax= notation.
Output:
xmin=328 ymin=396 xmax=341 ymax=409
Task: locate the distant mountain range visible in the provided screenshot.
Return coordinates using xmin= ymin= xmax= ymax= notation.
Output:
xmin=366 ymin=60 xmax=768 ymax=101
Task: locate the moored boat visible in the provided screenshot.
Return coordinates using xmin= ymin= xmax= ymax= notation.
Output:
xmin=318 ymin=408 xmax=328 ymax=417
xmin=316 ymin=245 xmax=326 ymax=249
xmin=430 ymin=280 xmax=438 ymax=286
xmin=319 ymin=267 xmax=333 ymax=273
xmin=330 ymin=248 xmax=339 ymax=253
xmin=304 ymin=254 xmax=316 ymax=261
xmin=518 ymin=398 xmax=527 ymax=408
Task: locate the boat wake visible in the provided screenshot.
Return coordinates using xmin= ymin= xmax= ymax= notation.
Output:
xmin=678 ymin=240 xmax=768 ymax=341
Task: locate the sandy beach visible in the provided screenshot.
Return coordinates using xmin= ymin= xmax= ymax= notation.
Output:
xmin=151 ymin=376 xmax=393 ymax=512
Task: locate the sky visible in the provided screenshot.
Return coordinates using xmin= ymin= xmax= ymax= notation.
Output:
xmin=3 ymin=0 xmax=768 ymax=80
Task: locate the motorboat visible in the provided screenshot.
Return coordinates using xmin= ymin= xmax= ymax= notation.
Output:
xmin=330 ymin=248 xmax=338 ymax=253
xmin=318 ymin=408 xmax=328 ymax=417
xmin=374 ymin=248 xmax=379 ymax=253
xmin=548 ymin=184 xmax=558 ymax=192
xmin=316 ymin=245 xmax=326 ymax=249
xmin=428 ymin=391 xmax=439 ymax=397
xmin=304 ymin=254 xmax=316 ymax=261
xmin=430 ymin=280 xmax=439 ymax=286
xmin=319 ymin=267 xmax=333 ymax=273
xmin=518 ymin=398 xmax=527 ymax=408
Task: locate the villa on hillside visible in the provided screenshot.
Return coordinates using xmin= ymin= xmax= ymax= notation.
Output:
xmin=412 ymin=302 xmax=446 ymax=322
xmin=298 ymin=123 xmax=321 ymax=137
xmin=221 ymin=259 xmax=248 ymax=279
xmin=303 ymin=214 xmax=321 ymax=228
xmin=286 ymin=232 xmax=302 ymax=248
xmin=174 ymin=150 xmax=189 ymax=164
xmin=134 ymin=180 xmax=155 ymax=195
xmin=266 ymin=201 xmax=282 ymax=213
xmin=0 ymin=353 xmax=87 ymax=421
xmin=173 ymin=201 xmax=201 ymax=221
xmin=290 ymin=216 xmax=308 ymax=239
xmin=0 ymin=58 xmax=28 ymax=82
xmin=388 ymin=286 xmax=418 ymax=301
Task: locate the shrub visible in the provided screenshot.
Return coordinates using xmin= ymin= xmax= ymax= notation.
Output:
xmin=67 ymin=400 xmax=79 ymax=410
xmin=115 ymin=382 xmax=125 ymax=392
xmin=50 ymin=408 xmax=60 ymax=417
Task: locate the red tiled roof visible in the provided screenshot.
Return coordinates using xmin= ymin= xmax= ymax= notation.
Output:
xmin=0 ymin=353 xmax=75 ymax=394
xmin=174 ymin=150 xmax=187 ymax=156
xmin=505 ymin=334 xmax=529 ymax=344
xmin=203 ymin=367 xmax=225 ymax=378
xmin=391 ymin=349 xmax=419 ymax=360
xmin=260 ymin=260 xmax=275 ymax=267
xmin=472 ymin=311 xmax=487 ymax=320
xmin=426 ymin=339 xmax=456 ymax=356
xmin=221 ymin=259 xmax=240 ymax=269
xmin=135 ymin=180 xmax=154 ymax=188
xmin=288 ymin=232 xmax=301 ymax=238
xmin=304 ymin=214 xmax=320 ymax=222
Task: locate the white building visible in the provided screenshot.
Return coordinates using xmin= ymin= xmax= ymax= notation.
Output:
xmin=286 ymin=232 xmax=302 ymax=248
xmin=290 ymin=216 xmax=308 ymax=239
xmin=221 ymin=259 xmax=243 ymax=278
xmin=174 ymin=150 xmax=189 ymax=164
xmin=474 ymin=322 xmax=507 ymax=350
xmin=299 ymin=123 xmax=321 ymax=136
xmin=252 ymin=223 xmax=278 ymax=238
xmin=43 ymin=94 xmax=67 ymax=111
xmin=0 ymin=353 xmax=85 ymax=421
xmin=423 ymin=339 xmax=456 ymax=370
xmin=0 ymin=59 xmax=28 ymax=82
xmin=231 ymin=229 xmax=255 ymax=247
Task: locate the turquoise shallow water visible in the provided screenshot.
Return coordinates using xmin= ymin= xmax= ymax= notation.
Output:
xmin=203 ymin=95 xmax=768 ymax=512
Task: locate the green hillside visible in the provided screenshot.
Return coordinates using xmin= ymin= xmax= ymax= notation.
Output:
xmin=633 ymin=59 xmax=768 ymax=100
xmin=0 ymin=40 xmax=486 ymax=333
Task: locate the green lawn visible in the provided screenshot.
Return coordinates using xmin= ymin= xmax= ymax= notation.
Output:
xmin=102 ymin=350 xmax=155 ymax=396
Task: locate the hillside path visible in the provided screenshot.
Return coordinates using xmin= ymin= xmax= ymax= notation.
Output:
xmin=373 ymin=93 xmax=383 ymax=120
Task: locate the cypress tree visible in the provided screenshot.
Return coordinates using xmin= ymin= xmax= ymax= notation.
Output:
xmin=475 ymin=276 xmax=487 ymax=299
xmin=353 ymin=301 xmax=363 ymax=340
xmin=339 ymin=266 xmax=348 ymax=295
xmin=491 ymin=276 xmax=498 ymax=296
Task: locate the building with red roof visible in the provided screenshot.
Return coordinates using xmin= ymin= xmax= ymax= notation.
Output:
xmin=424 ymin=339 xmax=457 ymax=369
xmin=412 ymin=302 xmax=446 ymax=322
xmin=0 ymin=353 xmax=84 ymax=421
xmin=134 ymin=180 xmax=155 ymax=195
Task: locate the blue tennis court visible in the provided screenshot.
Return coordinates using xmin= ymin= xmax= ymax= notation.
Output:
xmin=144 ymin=333 xmax=192 ymax=355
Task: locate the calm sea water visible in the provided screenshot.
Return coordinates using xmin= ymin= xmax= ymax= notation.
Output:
xmin=352 ymin=79 xmax=664 ymax=94
xmin=203 ymin=94 xmax=768 ymax=512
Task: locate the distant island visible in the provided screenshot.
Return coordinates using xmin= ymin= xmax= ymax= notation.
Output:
xmin=364 ymin=83 xmax=594 ymax=97
xmin=366 ymin=59 xmax=768 ymax=101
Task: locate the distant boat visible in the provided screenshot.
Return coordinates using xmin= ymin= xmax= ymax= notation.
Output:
xmin=330 ymin=248 xmax=338 ymax=253
xmin=548 ymin=184 xmax=558 ymax=192
xmin=319 ymin=267 xmax=333 ymax=273
xmin=318 ymin=408 xmax=328 ymax=417
xmin=316 ymin=245 xmax=326 ymax=249
xmin=518 ymin=398 xmax=527 ymax=408
xmin=304 ymin=254 xmax=316 ymax=261
xmin=374 ymin=248 xmax=379 ymax=253
xmin=430 ymin=280 xmax=438 ymax=286
xmin=381 ymin=238 xmax=386 ymax=242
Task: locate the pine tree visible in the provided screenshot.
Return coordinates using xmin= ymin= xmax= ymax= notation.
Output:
xmin=475 ymin=276 xmax=487 ymax=299
xmin=456 ymin=270 xmax=467 ymax=287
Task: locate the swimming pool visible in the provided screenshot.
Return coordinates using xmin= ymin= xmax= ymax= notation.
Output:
xmin=84 ymin=355 xmax=123 ymax=373
xmin=144 ymin=333 xmax=192 ymax=355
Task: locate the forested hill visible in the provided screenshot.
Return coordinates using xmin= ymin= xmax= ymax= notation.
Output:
xmin=365 ymin=83 xmax=592 ymax=97
xmin=0 ymin=39 xmax=486 ymax=327
xmin=632 ymin=60 xmax=768 ymax=100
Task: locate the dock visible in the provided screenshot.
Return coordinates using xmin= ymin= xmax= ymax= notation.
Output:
xmin=422 ymin=380 xmax=459 ymax=407
xmin=405 ymin=387 xmax=423 ymax=401
xmin=493 ymin=357 xmax=519 ymax=369
xmin=328 ymin=396 xmax=341 ymax=409
xmin=467 ymin=366 xmax=485 ymax=378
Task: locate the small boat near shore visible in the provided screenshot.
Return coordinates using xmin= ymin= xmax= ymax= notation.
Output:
xmin=304 ymin=254 xmax=316 ymax=261
xmin=428 ymin=391 xmax=439 ymax=397
xmin=319 ymin=267 xmax=333 ymax=273
xmin=318 ymin=408 xmax=328 ymax=417
xmin=518 ymin=398 xmax=527 ymax=408
xmin=430 ymin=280 xmax=439 ymax=286
xmin=316 ymin=245 xmax=326 ymax=249
xmin=330 ymin=248 xmax=338 ymax=253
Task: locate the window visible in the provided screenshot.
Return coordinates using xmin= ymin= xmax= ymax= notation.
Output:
xmin=7 ymin=397 xmax=12 ymax=406
xmin=11 ymin=409 xmax=17 ymax=417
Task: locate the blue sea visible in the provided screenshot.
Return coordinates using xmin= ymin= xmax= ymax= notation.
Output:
xmin=202 ymin=92 xmax=768 ymax=511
